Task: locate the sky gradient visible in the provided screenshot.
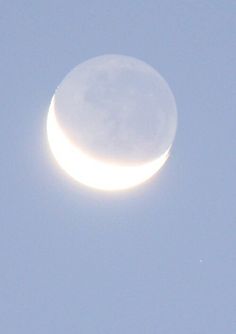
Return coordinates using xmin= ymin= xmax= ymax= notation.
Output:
xmin=0 ymin=1 xmax=235 ymax=333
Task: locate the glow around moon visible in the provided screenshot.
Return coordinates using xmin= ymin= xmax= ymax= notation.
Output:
xmin=47 ymin=54 xmax=177 ymax=191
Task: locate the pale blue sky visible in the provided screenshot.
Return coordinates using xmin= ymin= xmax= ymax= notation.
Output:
xmin=0 ymin=1 xmax=235 ymax=333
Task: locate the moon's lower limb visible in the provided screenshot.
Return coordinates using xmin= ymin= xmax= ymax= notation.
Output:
xmin=47 ymin=96 xmax=170 ymax=191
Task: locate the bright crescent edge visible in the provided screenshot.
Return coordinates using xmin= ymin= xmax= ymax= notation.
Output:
xmin=47 ymin=96 xmax=170 ymax=191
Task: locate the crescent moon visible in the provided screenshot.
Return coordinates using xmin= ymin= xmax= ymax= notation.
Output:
xmin=47 ymin=97 xmax=170 ymax=191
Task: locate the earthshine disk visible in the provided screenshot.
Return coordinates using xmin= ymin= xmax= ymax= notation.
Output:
xmin=47 ymin=54 xmax=177 ymax=191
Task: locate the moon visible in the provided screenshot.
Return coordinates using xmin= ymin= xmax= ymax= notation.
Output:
xmin=47 ymin=54 xmax=177 ymax=191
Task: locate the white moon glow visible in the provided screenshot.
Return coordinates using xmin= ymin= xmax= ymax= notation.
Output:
xmin=47 ymin=55 xmax=177 ymax=191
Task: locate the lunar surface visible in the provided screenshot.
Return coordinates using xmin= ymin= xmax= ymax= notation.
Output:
xmin=47 ymin=54 xmax=177 ymax=191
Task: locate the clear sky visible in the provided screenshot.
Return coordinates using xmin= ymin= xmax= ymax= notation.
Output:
xmin=0 ymin=1 xmax=235 ymax=333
